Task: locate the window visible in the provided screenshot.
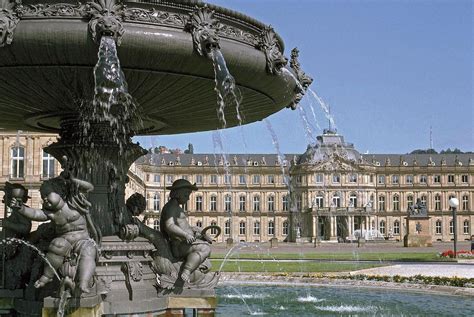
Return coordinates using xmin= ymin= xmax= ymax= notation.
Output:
xmin=349 ymin=174 xmax=357 ymax=183
xmin=434 ymin=194 xmax=441 ymax=211
xmin=449 ymin=194 xmax=455 ymax=211
xmin=182 ymin=201 xmax=188 ymax=211
xmin=332 ymin=174 xmax=340 ymax=183
xmin=407 ymin=195 xmax=414 ymax=210
xmin=267 ymin=175 xmax=275 ymax=184
xmin=379 ymin=220 xmax=386 ymax=235
xmin=195 ymin=195 xmax=203 ymax=212
xmin=462 ymin=195 xmax=469 ymax=211
xmin=349 ymin=193 xmax=357 ymax=208
xmin=153 ymin=193 xmax=160 ymax=211
xmin=224 ymin=174 xmax=232 ymax=184
xmin=11 ymin=146 xmax=25 ymax=178
xmin=392 ymin=195 xmax=400 ymax=211
xmin=196 ymin=220 xmax=202 ymax=228
xmin=153 ymin=220 xmax=160 ymax=230
xmin=224 ymin=195 xmax=232 ymax=212
xmin=420 ymin=175 xmax=427 ymax=184
xmin=406 ymin=175 xmax=413 ymax=184
xmin=315 ymin=194 xmax=324 ymax=208
xmin=253 ymin=195 xmax=260 ymax=212
xmin=239 ymin=221 xmax=246 ymax=235
xmin=282 ymin=221 xmax=289 ymax=235
xmin=433 ymin=175 xmax=441 ymax=184
xmin=296 ymin=175 xmax=302 ymax=184
xmin=253 ymin=221 xmax=260 ymax=235
xmin=435 ymin=220 xmax=442 ymax=234
xmin=332 ymin=194 xmax=340 ymax=208
xmin=296 ymin=194 xmax=302 ymax=210
xmin=282 ymin=195 xmax=289 ymax=211
xmin=239 ymin=195 xmax=246 ymax=212
xmin=378 ymin=175 xmax=385 ymax=184
xmin=253 ymin=175 xmax=260 ymax=184
xmin=421 ymin=195 xmax=427 ymax=208
xmin=461 ymin=175 xmax=468 ymax=183
xmin=154 ymin=174 xmax=161 ymax=183
xmin=166 ymin=175 xmax=173 ymax=184
xmin=210 ymin=195 xmax=217 ymax=211
xmin=315 ymin=173 xmax=323 ymax=184
xmin=224 ymin=220 xmax=230 ymax=235
xmin=369 ymin=175 xmax=374 ymax=183
xmin=463 ymin=220 xmax=470 ymax=234
xmin=391 ymin=175 xmax=399 ymax=184
xmin=239 ymin=175 xmax=246 ymax=184
xmin=196 ymin=175 xmax=203 ymax=184
xmin=42 ymin=150 xmax=55 ymax=179
xmin=210 ymin=174 xmax=218 ymax=184
xmin=393 ymin=221 xmax=400 ymax=235
xmin=181 ymin=175 xmax=189 ymax=181
xmin=448 ymin=175 xmax=455 ymax=183
xmin=449 ymin=220 xmax=454 ymax=234
xmin=268 ymin=221 xmax=275 ymax=235
xmin=267 ymin=195 xmax=275 ymax=212
xmin=210 ymin=221 xmax=218 ymax=235
xmin=378 ymin=195 xmax=386 ymax=211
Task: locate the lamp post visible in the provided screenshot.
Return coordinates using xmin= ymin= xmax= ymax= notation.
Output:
xmin=449 ymin=197 xmax=459 ymax=258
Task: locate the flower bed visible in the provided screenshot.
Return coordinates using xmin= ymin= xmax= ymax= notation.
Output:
xmin=343 ymin=274 xmax=474 ymax=288
xmin=439 ymin=250 xmax=474 ymax=258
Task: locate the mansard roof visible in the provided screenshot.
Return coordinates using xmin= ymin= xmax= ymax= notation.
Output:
xmin=362 ymin=153 xmax=473 ymax=167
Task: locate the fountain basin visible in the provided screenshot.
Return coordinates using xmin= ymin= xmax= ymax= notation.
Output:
xmin=0 ymin=0 xmax=298 ymax=134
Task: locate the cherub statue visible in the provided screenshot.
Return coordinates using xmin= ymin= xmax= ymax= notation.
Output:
xmin=10 ymin=172 xmax=100 ymax=293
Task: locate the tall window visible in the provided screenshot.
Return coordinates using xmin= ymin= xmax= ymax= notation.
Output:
xmin=393 ymin=195 xmax=400 ymax=211
xmin=407 ymin=195 xmax=414 ymax=210
xmin=349 ymin=174 xmax=357 ymax=183
xmin=224 ymin=195 xmax=232 ymax=212
xmin=420 ymin=175 xmax=427 ymax=184
xmin=253 ymin=195 xmax=260 ymax=212
xmin=268 ymin=221 xmax=275 ymax=235
xmin=239 ymin=221 xmax=246 ymax=235
xmin=315 ymin=173 xmax=323 ymax=184
xmin=267 ymin=195 xmax=275 ymax=212
xmin=449 ymin=195 xmax=455 ymax=211
xmin=153 ymin=220 xmax=160 ymax=230
xmin=379 ymin=220 xmax=386 ymax=235
xmin=210 ymin=221 xmax=218 ymax=235
xmin=433 ymin=175 xmax=441 ymax=184
xmin=462 ymin=195 xmax=469 ymax=211
xmin=391 ymin=175 xmax=399 ymax=184
xmin=267 ymin=175 xmax=275 ymax=184
xmin=463 ymin=220 xmax=470 ymax=234
xmin=239 ymin=175 xmax=246 ymax=184
xmin=393 ymin=220 xmax=400 ymax=235
xmin=315 ymin=194 xmax=324 ymax=208
xmin=349 ymin=193 xmax=357 ymax=208
xmin=253 ymin=221 xmax=260 ymax=235
xmin=378 ymin=195 xmax=386 ymax=211
xmin=449 ymin=220 xmax=454 ymax=234
xmin=196 ymin=220 xmax=202 ymax=228
xmin=332 ymin=194 xmax=340 ymax=208
xmin=282 ymin=221 xmax=289 ymax=235
xmin=11 ymin=146 xmax=25 ymax=178
xmin=421 ymin=195 xmax=427 ymax=209
xmin=448 ymin=175 xmax=455 ymax=183
xmin=210 ymin=195 xmax=217 ymax=211
xmin=406 ymin=175 xmax=413 ymax=184
xmin=253 ymin=175 xmax=260 ymax=184
xmin=224 ymin=174 xmax=232 ymax=184
xmin=210 ymin=174 xmax=218 ymax=184
xmin=435 ymin=220 xmax=442 ymax=234
xmin=166 ymin=175 xmax=173 ymax=184
xmin=196 ymin=175 xmax=203 ymax=184
xmin=224 ymin=220 xmax=230 ymax=235
xmin=332 ymin=174 xmax=340 ymax=183
xmin=282 ymin=195 xmax=289 ymax=211
xmin=154 ymin=174 xmax=161 ymax=183
xmin=378 ymin=175 xmax=385 ymax=184
xmin=461 ymin=175 xmax=468 ymax=183
xmin=239 ymin=195 xmax=246 ymax=212
xmin=296 ymin=194 xmax=302 ymax=210
xmin=42 ymin=150 xmax=55 ymax=179
xmin=195 ymin=195 xmax=203 ymax=212
xmin=434 ymin=194 xmax=441 ymax=211
xmin=153 ymin=193 xmax=160 ymax=211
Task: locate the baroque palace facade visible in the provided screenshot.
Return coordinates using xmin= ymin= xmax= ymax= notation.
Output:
xmin=0 ymin=131 xmax=473 ymax=244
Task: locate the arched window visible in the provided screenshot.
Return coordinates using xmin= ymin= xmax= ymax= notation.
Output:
xmin=392 ymin=195 xmax=400 ymax=211
xmin=42 ymin=149 xmax=55 ymax=179
xmin=393 ymin=220 xmax=400 ymax=235
xmin=253 ymin=195 xmax=260 ymax=212
xmin=463 ymin=220 xmax=470 ymax=234
xmin=267 ymin=195 xmax=275 ymax=212
xmin=378 ymin=195 xmax=386 ymax=211
xmin=435 ymin=220 xmax=442 ymax=234
xmin=282 ymin=221 xmax=289 ymax=235
xmin=195 ymin=195 xmax=203 ymax=212
xmin=153 ymin=193 xmax=160 ymax=211
xmin=224 ymin=220 xmax=230 ymax=235
xmin=11 ymin=146 xmax=25 ymax=179
xmin=379 ymin=220 xmax=386 ymax=234
xmin=239 ymin=195 xmax=246 ymax=212
xmin=282 ymin=195 xmax=289 ymax=211
xmin=268 ymin=220 xmax=275 ymax=235
xmin=434 ymin=194 xmax=441 ymax=211
xmin=210 ymin=221 xmax=218 ymax=235
xmin=153 ymin=220 xmax=160 ymax=230
xmin=349 ymin=193 xmax=357 ymax=208
xmin=239 ymin=221 xmax=246 ymax=235
xmin=253 ymin=221 xmax=260 ymax=235
xmin=224 ymin=195 xmax=232 ymax=212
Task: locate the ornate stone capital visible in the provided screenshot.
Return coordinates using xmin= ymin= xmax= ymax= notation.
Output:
xmin=185 ymin=5 xmax=220 ymax=58
xmin=256 ymin=26 xmax=288 ymax=75
xmin=287 ymin=47 xmax=313 ymax=110
xmin=0 ymin=0 xmax=21 ymax=47
xmin=86 ymin=0 xmax=125 ymax=45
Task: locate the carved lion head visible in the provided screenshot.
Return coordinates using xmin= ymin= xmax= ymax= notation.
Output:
xmin=89 ymin=13 xmax=124 ymax=45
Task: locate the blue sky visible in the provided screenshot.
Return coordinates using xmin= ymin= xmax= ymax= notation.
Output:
xmin=135 ymin=0 xmax=472 ymax=155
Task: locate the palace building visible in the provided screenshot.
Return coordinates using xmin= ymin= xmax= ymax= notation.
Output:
xmin=0 ymin=131 xmax=473 ymax=244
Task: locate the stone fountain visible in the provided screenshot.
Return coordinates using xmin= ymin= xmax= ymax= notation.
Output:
xmin=0 ymin=0 xmax=312 ymax=315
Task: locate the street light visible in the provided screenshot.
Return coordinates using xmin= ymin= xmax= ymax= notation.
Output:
xmin=449 ymin=197 xmax=459 ymax=258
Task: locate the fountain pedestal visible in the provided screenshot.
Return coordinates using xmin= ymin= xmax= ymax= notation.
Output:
xmin=404 ymin=216 xmax=432 ymax=247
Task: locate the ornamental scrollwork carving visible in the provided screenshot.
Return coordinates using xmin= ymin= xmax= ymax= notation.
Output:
xmin=185 ymin=5 xmax=220 ymax=58
xmin=287 ymin=47 xmax=313 ymax=110
xmin=124 ymin=7 xmax=186 ymax=27
xmin=16 ymin=3 xmax=85 ymax=17
xmin=86 ymin=0 xmax=125 ymax=45
xmin=0 ymin=0 xmax=21 ymax=47
xmin=256 ymin=26 xmax=288 ymax=75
